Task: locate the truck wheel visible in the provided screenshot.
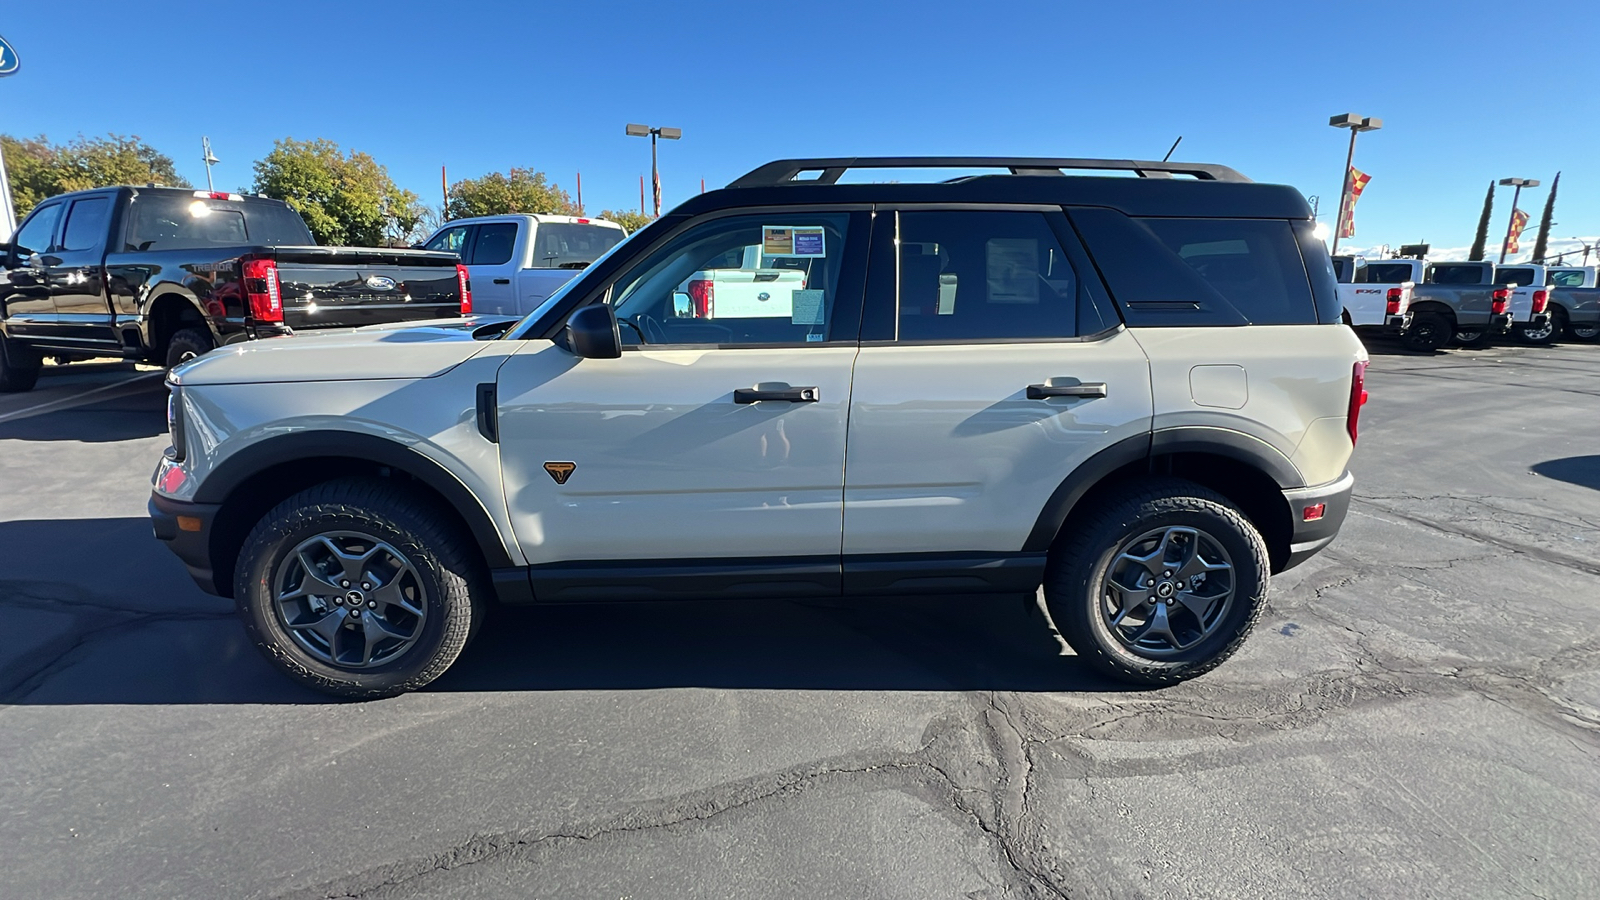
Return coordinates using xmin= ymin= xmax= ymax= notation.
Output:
xmin=1452 ymin=328 xmax=1491 ymax=349
xmin=0 ymin=333 xmax=42 ymax=393
xmin=1515 ymin=310 xmax=1561 ymax=346
xmin=1567 ymin=319 xmax=1600 ymax=342
xmin=234 ymin=478 xmax=486 ymax=699
xmin=165 ymin=327 xmax=215 ymax=368
xmin=1043 ymin=479 xmax=1269 ymax=686
xmin=1401 ymin=312 xmax=1451 ymax=352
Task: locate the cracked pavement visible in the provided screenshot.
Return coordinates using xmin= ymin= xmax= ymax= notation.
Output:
xmin=2 ymin=343 xmax=1599 ymax=899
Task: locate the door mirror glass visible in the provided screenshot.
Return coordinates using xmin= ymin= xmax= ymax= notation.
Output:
xmin=564 ymin=303 xmax=621 ymax=359
xmin=671 ymin=290 xmax=692 ymax=317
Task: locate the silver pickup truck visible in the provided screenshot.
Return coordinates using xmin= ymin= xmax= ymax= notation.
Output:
xmin=1404 ymin=260 xmax=1549 ymax=351
xmin=1545 ymin=266 xmax=1600 ymax=342
xmin=419 ymin=214 xmax=628 ymax=318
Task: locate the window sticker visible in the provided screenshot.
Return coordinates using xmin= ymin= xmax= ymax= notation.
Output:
xmin=790 ymin=289 xmax=826 ymax=325
xmin=986 ymin=238 xmax=1040 ymax=304
xmin=764 ymin=225 xmax=827 ymax=258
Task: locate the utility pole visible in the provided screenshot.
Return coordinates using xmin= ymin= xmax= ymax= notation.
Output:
xmin=1497 ymin=177 xmax=1539 ymax=264
xmin=1327 ymin=113 xmax=1382 ymax=257
xmin=201 ymin=137 xmax=220 ymax=192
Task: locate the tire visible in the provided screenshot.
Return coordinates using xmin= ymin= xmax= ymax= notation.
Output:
xmin=1515 ymin=309 xmax=1562 ymax=346
xmin=1451 ymin=328 xmax=1491 ymax=349
xmin=0 ymin=333 xmax=42 ymax=393
xmin=1567 ymin=319 xmax=1600 ymax=342
xmin=1043 ymin=478 xmax=1270 ymax=686
xmin=165 ymin=327 xmax=214 ymax=368
xmin=234 ymin=477 xmax=486 ymax=699
xmin=1401 ymin=311 xmax=1451 ymax=353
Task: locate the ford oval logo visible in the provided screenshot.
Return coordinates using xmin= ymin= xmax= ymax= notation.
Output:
xmin=365 ymin=275 xmax=397 ymax=291
xmin=757 ymin=292 xmax=771 ymax=302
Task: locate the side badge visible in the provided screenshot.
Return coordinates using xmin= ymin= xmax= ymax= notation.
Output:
xmin=543 ymin=461 xmax=577 ymax=485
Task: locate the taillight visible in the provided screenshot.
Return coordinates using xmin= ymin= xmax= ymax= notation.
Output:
xmin=1491 ymin=288 xmax=1510 ymax=315
xmin=241 ymin=258 xmax=282 ymax=323
xmin=1385 ymin=288 xmax=1403 ymax=315
xmin=1348 ymin=360 xmax=1369 ymax=445
xmin=1531 ymin=289 xmax=1548 ymax=314
xmin=456 ymin=264 xmax=473 ymax=314
xmin=687 ymin=279 xmax=714 ymax=318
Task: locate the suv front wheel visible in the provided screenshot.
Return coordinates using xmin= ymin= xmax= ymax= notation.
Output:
xmin=235 ymin=478 xmax=485 ymax=699
xmin=1044 ymin=479 xmax=1269 ymax=685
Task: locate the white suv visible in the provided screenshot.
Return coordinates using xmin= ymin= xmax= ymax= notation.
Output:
xmin=151 ymin=157 xmax=1368 ymax=698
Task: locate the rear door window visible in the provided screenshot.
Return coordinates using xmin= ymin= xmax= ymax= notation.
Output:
xmin=468 ymin=222 xmax=517 ymax=265
xmin=61 ymin=197 xmax=112 ymax=252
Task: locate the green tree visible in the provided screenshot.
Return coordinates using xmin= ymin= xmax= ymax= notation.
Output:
xmin=1531 ymin=171 xmax=1559 ymax=263
xmin=2 ymin=133 xmax=188 ymax=217
xmin=251 ymin=138 xmax=421 ymax=246
xmin=598 ymin=209 xmax=652 ymax=234
xmin=1468 ymin=181 xmax=1494 ymax=261
xmin=446 ymin=168 xmax=576 ymax=219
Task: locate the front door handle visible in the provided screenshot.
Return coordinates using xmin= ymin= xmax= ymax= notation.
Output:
xmin=1027 ymin=382 xmax=1107 ymax=400
xmin=734 ymin=385 xmax=820 ymax=403
xmin=492 ymin=278 xmax=511 ymax=284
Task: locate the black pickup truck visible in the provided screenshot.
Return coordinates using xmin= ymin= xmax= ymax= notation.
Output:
xmin=0 ymin=186 xmax=470 ymax=391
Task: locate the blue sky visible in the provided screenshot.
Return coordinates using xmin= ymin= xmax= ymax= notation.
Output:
xmin=3 ymin=0 xmax=1596 ymax=260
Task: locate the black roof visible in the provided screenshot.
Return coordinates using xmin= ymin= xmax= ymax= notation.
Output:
xmin=669 ymin=157 xmax=1311 ymax=220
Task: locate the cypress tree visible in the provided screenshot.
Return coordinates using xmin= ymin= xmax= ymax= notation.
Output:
xmin=1532 ymin=172 xmax=1559 ymax=263
xmin=1468 ymin=181 xmax=1494 ymax=261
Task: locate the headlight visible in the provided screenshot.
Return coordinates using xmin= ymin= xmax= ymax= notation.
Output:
xmin=167 ymin=387 xmax=187 ymax=461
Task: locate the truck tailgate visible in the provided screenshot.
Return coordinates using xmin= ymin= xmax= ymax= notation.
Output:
xmin=271 ymin=247 xmax=463 ymax=331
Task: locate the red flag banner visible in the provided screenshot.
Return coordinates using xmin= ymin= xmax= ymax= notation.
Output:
xmin=1506 ymin=208 xmax=1530 ymax=254
xmin=1338 ymin=167 xmax=1371 ymax=239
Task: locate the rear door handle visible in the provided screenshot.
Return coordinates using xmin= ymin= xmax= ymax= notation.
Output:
xmin=1027 ymin=382 xmax=1107 ymax=400
xmin=734 ymin=386 xmax=820 ymax=403
xmin=492 ymin=278 xmax=511 ymax=284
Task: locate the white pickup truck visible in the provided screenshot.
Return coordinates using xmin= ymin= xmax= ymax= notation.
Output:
xmin=1332 ymin=256 xmax=1414 ymax=333
xmin=1494 ymin=264 xmax=1557 ymax=344
xmin=673 ymin=243 xmax=813 ymax=320
xmin=420 ymin=214 xmax=627 ymax=317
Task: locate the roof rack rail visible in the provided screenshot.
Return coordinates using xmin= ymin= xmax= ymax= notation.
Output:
xmin=727 ymin=157 xmax=1250 ymax=189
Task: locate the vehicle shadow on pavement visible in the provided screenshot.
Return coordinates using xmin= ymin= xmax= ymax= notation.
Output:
xmin=1530 ymin=456 xmax=1600 ymax=492
xmin=0 ymin=375 xmax=167 ymax=442
xmin=0 ymin=517 xmax=1131 ymax=704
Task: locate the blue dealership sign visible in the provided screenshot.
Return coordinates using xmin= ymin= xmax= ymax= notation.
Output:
xmin=0 ymin=35 xmax=18 ymax=77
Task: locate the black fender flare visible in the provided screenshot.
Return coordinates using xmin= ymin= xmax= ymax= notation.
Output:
xmin=195 ymin=430 xmax=515 ymax=569
xmin=1021 ymin=427 xmax=1303 ymax=552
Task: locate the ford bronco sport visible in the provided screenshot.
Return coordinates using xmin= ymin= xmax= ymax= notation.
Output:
xmin=150 ymin=157 xmax=1368 ymax=698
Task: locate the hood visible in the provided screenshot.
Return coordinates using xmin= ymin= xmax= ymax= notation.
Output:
xmin=170 ymin=316 xmax=521 ymax=386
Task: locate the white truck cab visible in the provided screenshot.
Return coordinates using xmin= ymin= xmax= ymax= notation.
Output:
xmin=421 ymin=215 xmax=627 ymax=317
xmin=1495 ymin=264 xmax=1557 ymax=344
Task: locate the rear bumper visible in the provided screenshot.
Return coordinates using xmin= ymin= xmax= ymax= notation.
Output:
xmin=1280 ymin=471 xmax=1354 ymax=571
xmin=1384 ymin=313 xmax=1410 ymax=333
xmin=149 ymin=492 xmax=224 ymax=596
xmin=1518 ymin=312 xmax=1552 ymax=330
xmin=1489 ymin=313 xmax=1514 ymax=334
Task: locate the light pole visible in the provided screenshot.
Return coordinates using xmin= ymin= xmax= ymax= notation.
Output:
xmin=625 ymin=123 xmax=681 ymax=217
xmin=201 ymin=137 xmax=220 ymax=193
xmin=1497 ymin=177 xmax=1539 ymax=264
xmin=1328 ymin=113 xmax=1382 ymax=256
xmin=1571 ymin=237 xmax=1597 ymax=266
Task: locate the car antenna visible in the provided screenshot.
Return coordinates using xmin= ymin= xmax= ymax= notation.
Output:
xmin=1162 ymin=136 xmax=1183 ymax=162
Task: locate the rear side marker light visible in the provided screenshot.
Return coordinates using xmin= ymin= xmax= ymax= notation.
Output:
xmin=1347 ymin=360 xmax=1369 ymax=445
xmin=1303 ymin=504 xmax=1326 ymax=522
xmin=457 ymin=264 xmax=473 ymax=314
xmin=1532 ymin=290 xmax=1548 ymax=314
xmin=177 ymin=516 xmax=203 ymax=533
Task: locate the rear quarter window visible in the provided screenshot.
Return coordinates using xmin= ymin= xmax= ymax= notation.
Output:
xmin=1068 ymin=208 xmax=1321 ymax=326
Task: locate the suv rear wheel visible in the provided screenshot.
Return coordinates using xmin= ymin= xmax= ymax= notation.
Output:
xmin=1044 ymin=479 xmax=1269 ymax=685
xmin=234 ymin=478 xmax=485 ymax=699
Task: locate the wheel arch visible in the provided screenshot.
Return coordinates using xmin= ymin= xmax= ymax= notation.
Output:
xmin=1026 ymin=428 xmax=1301 ymax=573
xmin=1407 ymin=300 xmax=1456 ymax=323
xmin=146 ymin=291 xmax=211 ymax=360
xmin=195 ymin=431 xmax=514 ymax=598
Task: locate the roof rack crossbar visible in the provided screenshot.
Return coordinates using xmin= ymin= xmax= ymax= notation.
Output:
xmin=727 ymin=157 xmax=1249 ymax=188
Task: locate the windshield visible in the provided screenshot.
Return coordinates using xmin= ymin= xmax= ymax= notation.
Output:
xmin=532 ymin=223 xmax=626 ymax=269
xmin=126 ymin=193 xmax=314 ymax=251
xmin=502 ymin=228 xmax=642 ymax=339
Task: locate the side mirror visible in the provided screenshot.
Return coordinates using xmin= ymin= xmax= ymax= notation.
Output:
xmin=672 ymin=290 xmax=692 ymax=317
xmin=564 ymin=304 xmax=621 ymax=359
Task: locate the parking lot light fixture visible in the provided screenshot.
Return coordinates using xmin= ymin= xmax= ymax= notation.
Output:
xmin=1497 ymin=177 xmax=1540 ymax=264
xmin=626 ymin=124 xmax=682 ymax=217
xmin=1328 ymin=113 xmax=1382 ymax=256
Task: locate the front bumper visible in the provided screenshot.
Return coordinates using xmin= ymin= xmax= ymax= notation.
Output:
xmin=1280 ymin=471 xmax=1355 ymax=571
xmin=150 ymin=492 xmax=225 ymax=596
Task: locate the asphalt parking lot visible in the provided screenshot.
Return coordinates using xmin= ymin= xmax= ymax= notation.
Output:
xmin=2 ymin=341 xmax=1598 ymax=900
